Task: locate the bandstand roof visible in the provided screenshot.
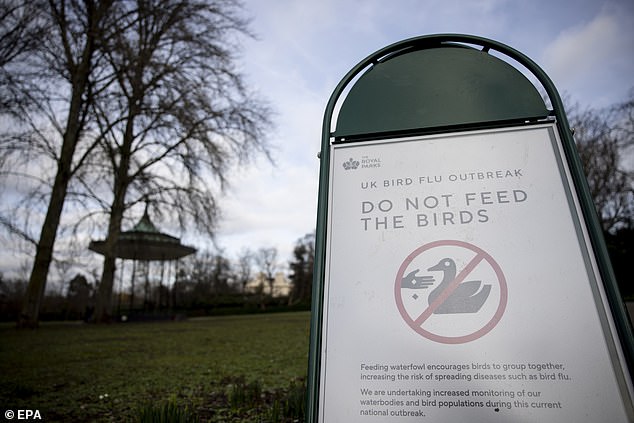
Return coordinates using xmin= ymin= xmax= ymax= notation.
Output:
xmin=89 ymin=209 xmax=196 ymax=261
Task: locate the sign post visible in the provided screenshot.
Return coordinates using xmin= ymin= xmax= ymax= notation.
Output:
xmin=307 ymin=34 xmax=634 ymax=422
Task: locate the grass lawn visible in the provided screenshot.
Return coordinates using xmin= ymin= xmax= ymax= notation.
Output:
xmin=0 ymin=311 xmax=311 ymax=422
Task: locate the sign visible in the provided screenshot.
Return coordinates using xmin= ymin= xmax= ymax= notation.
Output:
xmin=317 ymin=124 xmax=633 ymax=421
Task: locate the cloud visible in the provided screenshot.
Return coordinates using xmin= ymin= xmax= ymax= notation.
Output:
xmin=542 ymin=9 xmax=634 ymax=107
xmin=543 ymin=14 xmax=617 ymax=80
xmin=214 ymin=161 xmax=319 ymax=261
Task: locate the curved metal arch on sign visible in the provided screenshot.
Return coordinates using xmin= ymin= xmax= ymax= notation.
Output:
xmin=308 ymin=33 xmax=633 ymax=421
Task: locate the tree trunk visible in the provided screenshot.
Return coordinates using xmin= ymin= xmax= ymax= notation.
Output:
xmin=18 ymin=173 xmax=69 ymax=328
xmin=94 ymin=103 xmax=135 ymax=323
xmin=18 ymin=79 xmax=89 ymax=328
xmin=95 ymin=255 xmax=117 ymax=323
xmin=94 ymin=184 xmax=127 ymax=323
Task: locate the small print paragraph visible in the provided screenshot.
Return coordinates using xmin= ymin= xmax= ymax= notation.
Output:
xmin=358 ymin=361 xmax=571 ymax=418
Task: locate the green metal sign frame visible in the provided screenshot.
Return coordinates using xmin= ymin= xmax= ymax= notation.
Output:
xmin=307 ymin=33 xmax=633 ymax=421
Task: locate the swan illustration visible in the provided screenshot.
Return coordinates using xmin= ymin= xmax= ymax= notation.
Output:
xmin=426 ymin=258 xmax=491 ymax=314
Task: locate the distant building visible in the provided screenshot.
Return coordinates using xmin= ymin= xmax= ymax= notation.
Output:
xmin=245 ymin=272 xmax=290 ymax=297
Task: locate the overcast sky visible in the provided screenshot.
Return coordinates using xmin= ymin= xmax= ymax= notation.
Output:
xmin=1 ymin=0 xmax=632 ymax=280
xmin=212 ymin=0 xmax=634 ymax=266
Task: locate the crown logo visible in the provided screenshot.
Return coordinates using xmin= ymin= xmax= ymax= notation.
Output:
xmin=343 ymin=158 xmax=359 ymax=170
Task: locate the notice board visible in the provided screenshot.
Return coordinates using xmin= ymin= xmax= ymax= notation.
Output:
xmin=317 ymin=123 xmax=633 ymax=421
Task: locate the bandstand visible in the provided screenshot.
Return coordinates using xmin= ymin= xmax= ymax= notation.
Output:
xmin=89 ymin=207 xmax=196 ymax=318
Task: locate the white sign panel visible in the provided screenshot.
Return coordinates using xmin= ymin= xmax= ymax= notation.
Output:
xmin=318 ymin=124 xmax=633 ymax=422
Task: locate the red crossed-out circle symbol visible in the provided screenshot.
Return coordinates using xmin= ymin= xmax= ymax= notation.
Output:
xmin=394 ymin=240 xmax=507 ymax=344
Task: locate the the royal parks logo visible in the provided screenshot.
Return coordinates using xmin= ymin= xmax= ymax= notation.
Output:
xmin=342 ymin=155 xmax=381 ymax=170
xmin=343 ymin=158 xmax=360 ymax=170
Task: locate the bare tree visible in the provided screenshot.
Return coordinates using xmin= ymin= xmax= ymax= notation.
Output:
xmin=91 ymin=0 xmax=272 ymax=322
xmin=569 ymin=96 xmax=634 ymax=232
xmin=65 ymin=273 xmax=93 ymax=320
xmin=614 ymin=88 xmax=634 ymax=149
xmin=0 ymin=1 xmax=48 ymax=247
xmin=288 ymin=232 xmax=314 ymax=305
xmin=173 ymin=250 xmax=234 ymax=308
xmin=3 ymin=0 xmax=117 ymax=328
xmin=0 ymin=0 xmax=47 ymax=115
xmin=0 ymin=272 xmax=27 ymax=320
xmin=255 ymin=247 xmax=278 ymax=296
xmin=236 ymin=248 xmax=254 ymax=294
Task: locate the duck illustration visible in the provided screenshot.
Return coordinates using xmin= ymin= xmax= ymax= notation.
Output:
xmin=401 ymin=269 xmax=434 ymax=289
xmin=426 ymin=258 xmax=491 ymax=314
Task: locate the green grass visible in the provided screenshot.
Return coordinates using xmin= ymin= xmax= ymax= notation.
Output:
xmin=0 ymin=312 xmax=311 ymax=422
